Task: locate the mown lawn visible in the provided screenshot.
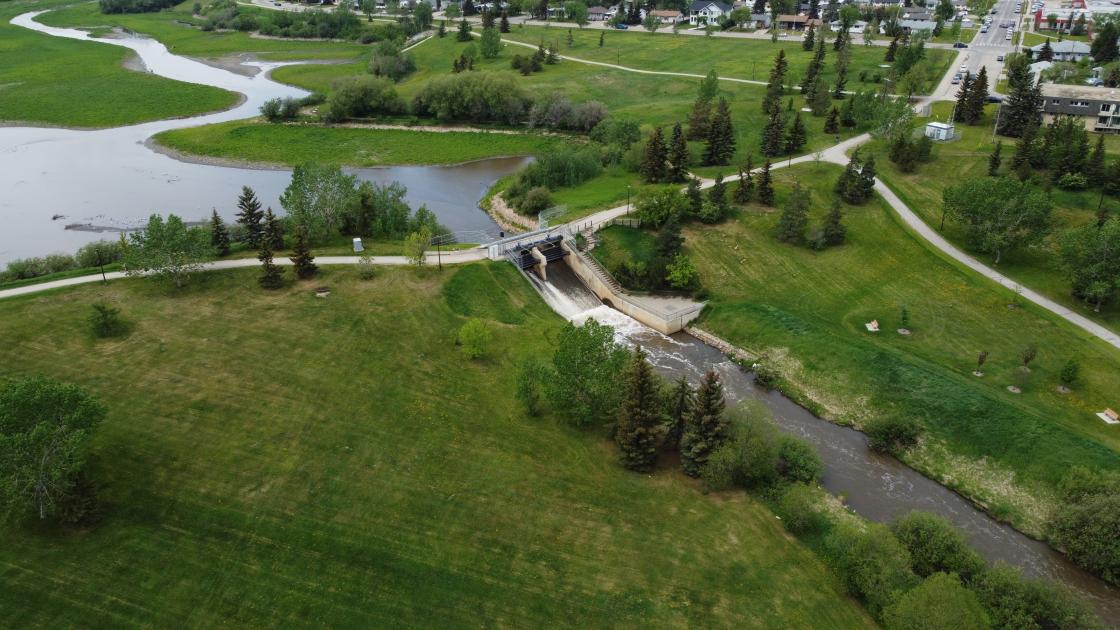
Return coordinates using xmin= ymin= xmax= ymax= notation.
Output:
xmin=500 ymin=25 xmax=953 ymax=94
xmin=0 ymin=0 xmax=238 ymax=127
xmin=681 ymin=163 xmax=1120 ymax=534
xmin=0 ymin=263 xmax=874 ymax=628
xmin=153 ymin=120 xmax=561 ymax=167
xmin=867 ymin=102 xmax=1120 ymax=333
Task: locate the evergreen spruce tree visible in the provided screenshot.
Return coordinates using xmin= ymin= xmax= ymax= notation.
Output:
xmin=884 ymin=35 xmax=898 ymax=61
xmin=641 ymin=126 xmax=669 ymax=183
xmin=758 ymin=160 xmax=775 ymax=205
xmin=615 ymin=347 xmax=667 ymax=472
xmin=481 ymin=9 xmax=495 ymax=28
xmin=777 ymin=180 xmax=810 ymax=243
xmin=988 ymin=140 xmax=1003 ymax=176
xmin=258 ymin=243 xmax=284 ymax=289
xmin=680 ymin=370 xmax=728 ymax=477
xmin=687 ymin=96 xmax=712 ymax=141
xmin=289 ymin=225 xmax=318 ymax=279
xmin=965 ymin=66 xmax=989 ymax=124
xmin=762 ymin=49 xmax=788 ymax=114
xmin=859 ymin=153 xmax=877 ymax=200
xmin=802 ymin=24 xmax=815 ymax=51
xmin=566 ymin=28 xmax=573 ymax=47
xmin=209 ymin=209 xmax=231 ymax=257
xmin=840 ymin=96 xmax=856 ymax=127
xmin=785 ymin=111 xmax=807 ymax=154
xmin=954 ymin=71 xmax=973 ymax=123
xmin=664 ymin=376 xmax=693 ymax=450
xmin=821 ymin=198 xmax=846 ymax=245
xmin=734 ymin=155 xmax=754 ymax=204
xmin=1011 ymin=119 xmax=1039 ymax=169
xmin=708 ymin=173 xmax=728 ymax=213
xmin=599 ymin=30 xmax=604 ymax=47
xmin=810 ymin=75 xmax=831 ymax=116
xmin=761 ymin=107 xmax=785 ymax=156
xmin=236 ymin=186 xmax=264 ymax=248
xmin=456 ymin=19 xmax=472 ymax=41
xmin=824 ymin=105 xmax=840 ymax=133
xmin=800 ymin=36 xmax=826 ymax=96
xmin=832 ymin=41 xmax=849 ymax=98
xmin=437 ymin=20 xmax=446 ymax=37
xmin=667 ymin=123 xmax=691 ymax=183
xmin=1038 ymin=38 xmax=1054 ymax=61
xmin=546 ymin=43 xmax=559 ymax=64
xmin=835 ymin=150 xmax=862 ymax=202
xmin=263 ymin=207 xmax=284 ymax=250
xmin=500 ymin=10 xmax=510 ymax=32
xmin=703 ymin=98 xmax=735 ymax=166
xmin=1085 ymin=135 xmax=1107 ymax=187
xmin=999 ymin=56 xmax=1042 ymax=137
xmin=685 ymin=177 xmax=704 ymax=217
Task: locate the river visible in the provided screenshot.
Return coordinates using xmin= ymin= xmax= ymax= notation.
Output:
xmin=530 ymin=264 xmax=1120 ymax=623
xmin=0 ymin=11 xmax=518 ymax=265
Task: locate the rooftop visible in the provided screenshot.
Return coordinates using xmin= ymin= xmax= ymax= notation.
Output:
xmin=1040 ymin=82 xmax=1120 ymax=100
xmin=1030 ymin=40 xmax=1092 ymax=52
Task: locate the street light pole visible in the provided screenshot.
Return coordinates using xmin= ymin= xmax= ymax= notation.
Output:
xmin=626 ymin=184 xmax=631 ymax=215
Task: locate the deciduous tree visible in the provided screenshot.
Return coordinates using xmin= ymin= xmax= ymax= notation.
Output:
xmin=943 ymin=177 xmax=1053 ymax=264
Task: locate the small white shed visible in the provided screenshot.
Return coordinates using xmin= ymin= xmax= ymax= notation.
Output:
xmin=352 ymin=237 xmax=364 ymax=253
xmin=924 ymin=121 xmax=955 ymax=141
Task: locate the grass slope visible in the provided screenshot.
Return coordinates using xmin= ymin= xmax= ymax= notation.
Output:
xmin=681 ymin=163 xmax=1120 ymax=532
xmin=153 ymin=121 xmax=560 ymax=167
xmin=0 ymin=0 xmax=238 ymax=127
xmin=0 ymin=264 xmax=873 ymax=628
xmin=868 ymin=102 xmax=1120 ymax=333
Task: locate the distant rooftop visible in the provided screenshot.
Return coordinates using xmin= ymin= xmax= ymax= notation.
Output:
xmin=1040 ymin=82 xmax=1120 ymax=100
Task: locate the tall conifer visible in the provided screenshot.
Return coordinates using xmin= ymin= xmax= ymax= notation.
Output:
xmin=667 ymin=123 xmax=691 ymax=182
xmin=289 ymin=225 xmax=318 ymax=279
xmin=616 ymin=347 xmax=667 ymax=472
xmin=680 ymin=370 xmax=728 ymax=477
xmin=236 ymin=186 xmax=264 ymax=248
xmin=209 ymin=209 xmax=231 ymax=257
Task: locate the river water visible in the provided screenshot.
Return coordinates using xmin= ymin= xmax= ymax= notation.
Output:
xmin=529 ymin=264 xmax=1120 ymax=622
xmin=0 ymin=12 xmax=516 ymax=265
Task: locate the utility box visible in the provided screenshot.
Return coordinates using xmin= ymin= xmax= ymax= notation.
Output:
xmin=924 ymin=121 xmax=955 ymax=141
xmin=352 ymin=237 xmax=364 ymax=253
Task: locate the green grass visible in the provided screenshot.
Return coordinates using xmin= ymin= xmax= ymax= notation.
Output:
xmin=498 ymin=25 xmax=953 ymax=94
xmin=930 ymin=28 xmax=978 ymax=44
xmin=590 ymin=224 xmax=656 ymax=274
xmin=0 ymin=0 xmax=238 ymax=127
xmin=867 ymin=102 xmax=1120 ymax=333
xmin=0 ymin=264 xmax=874 ymax=627
xmin=681 ymin=163 xmax=1120 ymax=534
xmin=37 ymin=1 xmax=369 ymax=61
xmin=153 ymin=121 xmax=560 ymax=166
xmin=1021 ymin=31 xmax=1091 ymax=46
xmin=550 ymin=165 xmax=645 ymax=222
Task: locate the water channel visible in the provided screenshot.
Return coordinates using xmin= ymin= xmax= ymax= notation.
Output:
xmin=530 ymin=264 xmax=1119 ymax=623
xmin=0 ymin=11 xmax=517 ymax=265
xmin=6 ymin=11 xmax=1118 ymax=623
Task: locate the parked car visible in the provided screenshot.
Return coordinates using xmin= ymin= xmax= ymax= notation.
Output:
xmin=997 ymin=54 xmax=1004 ymax=61
xmin=614 ymin=23 xmax=629 ymax=29
xmin=954 ymin=42 xmax=969 ymax=48
xmin=1086 ymin=77 xmax=1105 ymax=86
xmin=985 ymin=95 xmax=1003 ymax=103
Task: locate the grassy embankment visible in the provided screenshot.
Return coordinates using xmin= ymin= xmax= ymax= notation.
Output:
xmin=0 ymin=263 xmax=873 ymax=627
xmin=598 ymin=162 xmax=1120 ymax=535
xmin=869 ymin=102 xmax=1120 ymax=333
xmin=0 ymin=0 xmax=237 ymax=127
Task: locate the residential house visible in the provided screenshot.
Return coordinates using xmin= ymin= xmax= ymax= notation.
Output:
xmin=776 ymin=14 xmax=822 ymax=30
xmin=1040 ymin=83 xmax=1120 ymax=133
xmin=588 ymin=5 xmax=610 ymax=20
xmin=1030 ymin=40 xmax=1092 ymax=62
xmin=688 ymin=0 xmax=731 ymax=24
xmin=650 ymin=9 xmax=684 ymax=23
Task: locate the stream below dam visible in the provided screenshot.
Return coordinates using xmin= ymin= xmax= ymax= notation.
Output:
xmin=5 ymin=10 xmax=1118 ymax=623
xmin=529 ymin=264 xmax=1120 ymax=623
xmin=0 ymin=11 xmax=516 ymax=265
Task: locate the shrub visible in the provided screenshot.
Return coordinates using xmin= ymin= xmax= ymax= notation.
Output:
xmin=776 ymin=435 xmax=823 ymax=484
xmin=865 ymin=415 xmax=923 ymax=454
xmin=457 ymin=318 xmax=492 ymax=359
xmin=883 ymin=572 xmax=990 ymax=630
xmin=664 ymin=254 xmax=700 ymax=291
xmin=777 ymin=483 xmax=829 ymax=535
xmin=324 ymin=76 xmax=404 ymax=122
xmin=752 ymin=362 xmax=779 ymax=390
xmin=357 ymin=252 xmax=376 ymax=280
xmin=516 ymin=358 xmax=551 ymax=416
xmin=517 ymin=187 xmax=552 ymax=216
xmin=1056 ymin=172 xmax=1088 ymax=190
xmin=99 ymin=0 xmax=178 ymax=13
xmin=411 ymin=73 xmax=529 ymax=124
xmin=75 ymin=241 xmax=124 ymax=269
xmin=701 ymin=401 xmax=782 ymax=491
xmin=891 ymin=511 xmax=985 ymax=581
xmin=824 ymin=521 xmax=919 ymax=616
xmin=590 ymin=117 xmax=642 ymax=149
xmin=260 ymin=97 xmax=302 ymax=122
xmin=1048 ymin=477 xmax=1120 ymax=584
xmin=971 ymin=563 xmax=1098 ymax=629
xmin=634 ymin=187 xmax=687 ymax=228
xmin=89 ymin=302 xmax=127 ymax=338
xmin=368 ymin=41 xmax=417 ymax=82
xmin=504 ymin=146 xmax=602 ymax=205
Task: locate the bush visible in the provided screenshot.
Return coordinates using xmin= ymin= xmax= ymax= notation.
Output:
xmin=1048 ymin=480 xmax=1120 ymax=584
xmin=75 ymin=240 xmax=124 ymax=269
xmin=1056 ymin=172 xmax=1088 ymax=190
xmin=701 ymin=401 xmax=781 ymax=491
xmin=752 ymin=362 xmax=779 ymax=390
xmin=324 ymin=76 xmax=404 ymax=122
xmin=260 ymin=97 xmax=302 ymax=122
xmin=664 ymin=254 xmax=699 ymax=291
xmin=457 ymin=318 xmax=491 ymax=359
xmin=527 ymin=93 xmax=607 ymax=132
xmin=504 ymin=146 xmax=602 ymax=206
xmin=883 ymin=572 xmax=990 ymax=630
xmin=865 ymin=415 xmax=923 ymax=454
xmin=590 ymin=117 xmax=642 ymax=149
xmin=824 ymin=521 xmax=919 ymax=616
xmin=1 ymin=254 xmax=78 ymax=282
xmin=518 ymin=187 xmax=553 ymax=216
xmin=99 ymin=0 xmax=178 ymax=13
xmin=368 ymin=41 xmax=417 ymax=82
xmin=634 ymin=187 xmax=687 ymax=228
xmin=776 ymin=435 xmax=823 ymax=484
xmin=971 ymin=563 xmax=1098 ymax=629
xmin=411 ymin=73 xmax=529 ymax=124
xmin=776 ymin=483 xmax=829 ymax=535
xmin=89 ymin=302 xmax=127 ymax=338
xmin=891 ymin=511 xmax=985 ymax=581
xmin=516 ymin=358 xmax=551 ymax=416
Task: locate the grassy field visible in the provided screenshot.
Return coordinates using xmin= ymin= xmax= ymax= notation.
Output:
xmin=500 ymin=25 xmax=953 ymax=94
xmin=867 ymin=102 xmax=1120 ymax=333
xmin=0 ymin=264 xmax=874 ymax=627
xmin=153 ymin=121 xmax=561 ymax=167
xmin=664 ymin=163 xmax=1120 ymax=534
xmin=0 ymin=0 xmax=238 ymax=127
xmin=38 ymin=1 xmax=369 ymax=60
